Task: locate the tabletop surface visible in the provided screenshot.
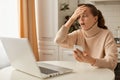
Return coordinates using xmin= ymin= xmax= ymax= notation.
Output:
xmin=0 ymin=61 xmax=115 ymax=80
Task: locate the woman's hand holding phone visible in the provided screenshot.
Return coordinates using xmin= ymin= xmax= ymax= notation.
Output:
xmin=73 ymin=45 xmax=96 ymax=65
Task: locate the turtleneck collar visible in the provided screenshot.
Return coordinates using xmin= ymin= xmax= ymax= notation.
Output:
xmin=82 ymin=22 xmax=101 ymax=38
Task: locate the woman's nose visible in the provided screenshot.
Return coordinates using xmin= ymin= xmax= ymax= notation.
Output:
xmin=79 ymin=17 xmax=84 ymax=22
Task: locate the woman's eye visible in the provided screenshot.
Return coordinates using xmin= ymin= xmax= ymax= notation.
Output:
xmin=77 ymin=16 xmax=80 ymax=19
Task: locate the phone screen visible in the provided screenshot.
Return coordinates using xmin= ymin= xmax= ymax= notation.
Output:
xmin=74 ymin=45 xmax=83 ymax=51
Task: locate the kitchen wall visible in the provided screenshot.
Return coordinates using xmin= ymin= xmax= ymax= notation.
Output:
xmin=35 ymin=0 xmax=58 ymax=39
xmin=0 ymin=0 xmax=19 ymax=37
xmin=58 ymin=0 xmax=78 ymax=28
xmin=95 ymin=1 xmax=120 ymax=38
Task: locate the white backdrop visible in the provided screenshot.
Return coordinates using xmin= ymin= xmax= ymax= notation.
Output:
xmin=0 ymin=0 xmax=19 ymax=68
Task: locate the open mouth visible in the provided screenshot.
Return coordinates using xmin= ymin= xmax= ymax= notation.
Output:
xmin=81 ymin=23 xmax=85 ymax=25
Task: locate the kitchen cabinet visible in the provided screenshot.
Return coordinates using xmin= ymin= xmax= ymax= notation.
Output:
xmin=38 ymin=43 xmax=59 ymax=61
xmin=35 ymin=0 xmax=59 ymax=61
xmin=115 ymin=47 xmax=120 ymax=80
xmin=59 ymin=47 xmax=76 ymax=61
xmin=114 ymin=63 xmax=120 ymax=80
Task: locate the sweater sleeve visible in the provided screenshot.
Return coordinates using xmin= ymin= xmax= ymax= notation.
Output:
xmin=93 ymin=31 xmax=118 ymax=70
xmin=54 ymin=25 xmax=78 ymax=48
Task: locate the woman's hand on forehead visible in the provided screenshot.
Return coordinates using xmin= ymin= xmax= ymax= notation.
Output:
xmin=78 ymin=6 xmax=88 ymax=14
xmin=75 ymin=6 xmax=87 ymax=19
xmin=70 ymin=5 xmax=87 ymax=21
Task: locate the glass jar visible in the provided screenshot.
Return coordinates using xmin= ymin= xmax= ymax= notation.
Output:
xmin=117 ymin=26 xmax=120 ymax=43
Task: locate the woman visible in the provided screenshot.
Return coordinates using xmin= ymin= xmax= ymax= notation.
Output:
xmin=54 ymin=4 xmax=118 ymax=70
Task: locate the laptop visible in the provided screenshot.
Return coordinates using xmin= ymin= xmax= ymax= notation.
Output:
xmin=0 ymin=37 xmax=73 ymax=79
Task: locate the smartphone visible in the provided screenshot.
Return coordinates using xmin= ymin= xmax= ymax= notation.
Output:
xmin=74 ymin=45 xmax=83 ymax=52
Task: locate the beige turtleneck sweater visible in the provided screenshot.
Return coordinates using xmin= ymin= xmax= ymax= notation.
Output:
xmin=54 ymin=23 xmax=118 ymax=70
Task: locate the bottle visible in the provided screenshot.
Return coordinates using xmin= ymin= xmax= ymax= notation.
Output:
xmin=117 ymin=26 xmax=120 ymax=43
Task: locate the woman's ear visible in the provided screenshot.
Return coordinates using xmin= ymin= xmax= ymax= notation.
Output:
xmin=94 ymin=16 xmax=98 ymax=22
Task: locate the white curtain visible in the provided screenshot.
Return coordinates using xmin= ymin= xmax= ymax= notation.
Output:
xmin=0 ymin=41 xmax=10 ymax=69
xmin=0 ymin=0 xmax=19 ymax=68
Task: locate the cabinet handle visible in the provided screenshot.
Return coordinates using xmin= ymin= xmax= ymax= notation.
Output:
xmin=43 ymin=53 xmax=53 ymax=55
xmin=67 ymin=53 xmax=73 ymax=56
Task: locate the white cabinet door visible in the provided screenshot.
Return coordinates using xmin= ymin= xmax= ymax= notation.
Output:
xmin=39 ymin=45 xmax=58 ymax=61
xmin=59 ymin=47 xmax=76 ymax=61
xmin=35 ymin=0 xmax=58 ymax=61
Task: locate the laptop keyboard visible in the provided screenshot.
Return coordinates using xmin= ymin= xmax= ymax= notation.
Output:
xmin=39 ymin=66 xmax=58 ymax=74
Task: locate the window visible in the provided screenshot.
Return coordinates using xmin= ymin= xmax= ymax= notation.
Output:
xmin=0 ymin=0 xmax=19 ymax=69
xmin=0 ymin=0 xmax=19 ymax=37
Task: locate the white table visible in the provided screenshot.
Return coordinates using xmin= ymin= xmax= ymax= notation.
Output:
xmin=0 ymin=61 xmax=115 ymax=80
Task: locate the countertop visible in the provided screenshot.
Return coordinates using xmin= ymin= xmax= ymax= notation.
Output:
xmin=117 ymin=44 xmax=120 ymax=47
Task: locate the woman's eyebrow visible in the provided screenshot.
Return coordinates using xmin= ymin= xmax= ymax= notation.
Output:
xmin=82 ymin=13 xmax=88 ymax=15
xmin=83 ymin=11 xmax=90 ymax=15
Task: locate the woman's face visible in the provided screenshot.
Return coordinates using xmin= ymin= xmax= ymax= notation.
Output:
xmin=78 ymin=7 xmax=98 ymax=30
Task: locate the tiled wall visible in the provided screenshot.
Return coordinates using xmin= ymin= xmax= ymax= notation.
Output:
xmin=95 ymin=2 xmax=120 ymax=37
